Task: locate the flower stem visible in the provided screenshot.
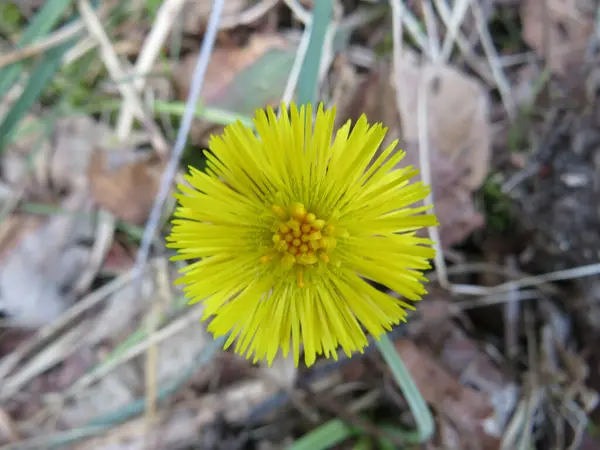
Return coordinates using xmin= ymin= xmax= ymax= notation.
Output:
xmin=375 ymin=332 xmax=435 ymax=443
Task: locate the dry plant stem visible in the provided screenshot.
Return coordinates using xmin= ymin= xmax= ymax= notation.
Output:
xmin=390 ymin=0 xmax=446 ymax=289
xmin=318 ymin=18 xmax=339 ymax=82
xmin=116 ymin=0 xmax=187 ymax=139
xmin=63 ymin=37 xmax=98 ymax=65
xmin=422 ymin=0 xmax=440 ymax=60
xmin=144 ymin=259 xmax=171 ymax=438
xmin=432 ymin=0 xmax=494 ymax=84
xmin=72 ymin=210 xmax=116 ymax=296
xmin=455 ymin=289 xmax=539 ymax=311
xmin=66 ymin=301 xmax=207 ymax=397
xmin=282 ymin=0 xmax=312 ymax=24
xmin=0 ymin=324 xmax=88 ymax=401
xmin=520 ymin=309 xmax=539 ymax=450
xmin=133 ymin=0 xmax=225 ymax=281
xmin=0 ymin=267 xmax=140 ymax=382
xmin=0 ymin=409 xmax=20 ymax=442
xmin=504 ymin=255 xmax=520 ymax=360
xmin=0 ymin=15 xmax=90 ymax=69
xmin=77 ymin=0 xmax=169 ymax=157
xmin=470 ymin=1 xmax=516 ymax=120
xmin=280 ymin=20 xmax=312 ymax=105
xmin=416 ymin=67 xmax=450 ymax=289
xmin=438 ymin=0 xmax=472 ymax=62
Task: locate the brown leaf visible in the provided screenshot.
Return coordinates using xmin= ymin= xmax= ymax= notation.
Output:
xmin=88 ymin=150 xmax=163 ymax=225
xmin=401 ymin=141 xmax=485 ymax=249
xmin=395 ymin=57 xmax=491 ymax=190
xmin=521 ymin=0 xmax=595 ymax=76
xmin=393 ymin=56 xmax=490 ymax=247
xmin=337 ymin=61 xmax=487 ymax=248
xmin=173 ymin=33 xmax=292 ymax=144
xmin=174 ymin=33 xmax=288 ymax=105
xmin=394 ymin=339 xmax=500 ymax=450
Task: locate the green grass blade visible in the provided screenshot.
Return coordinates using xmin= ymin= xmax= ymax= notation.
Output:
xmin=296 ymin=0 xmax=334 ymax=106
xmin=0 ymin=42 xmax=72 ymax=149
xmin=153 ymin=100 xmax=254 ymax=127
xmin=375 ymin=334 xmax=435 ymax=443
xmin=0 ymin=0 xmax=73 ymax=98
xmin=289 ymin=419 xmax=355 ymax=450
xmin=19 ymin=0 xmax=73 ymax=44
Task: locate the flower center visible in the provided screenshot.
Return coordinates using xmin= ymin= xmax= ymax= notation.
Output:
xmin=261 ymin=202 xmax=336 ymax=287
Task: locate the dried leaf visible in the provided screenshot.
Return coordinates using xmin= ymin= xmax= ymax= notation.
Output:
xmin=521 ymin=0 xmax=595 ymax=76
xmin=401 ymin=141 xmax=485 ymax=249
xmin=337 ymin=62 xmax=487 ymax=248
xmin=395 ymin=57 xmax=491 ymax=190
xmin=395 ymin=339 xmax=500 ymax=450
xmin=173 ymin=34 xmax=295 ymax=144
xmin=46 ymin=116 xmax=118 ymax=191
xmin=88 ymin=150 xmax=164 ymax=225
xmin=0 ymin=191 xmax=95 ymax=327
xmin=394 ymin=56 xmax=490 ymax=247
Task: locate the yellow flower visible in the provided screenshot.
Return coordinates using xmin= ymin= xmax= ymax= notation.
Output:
xmin=167 ymin=102 xmax=437 ymax=367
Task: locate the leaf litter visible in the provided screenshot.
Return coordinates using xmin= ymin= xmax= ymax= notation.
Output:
xmin=0 ymin=0 xmax=599 ymax=449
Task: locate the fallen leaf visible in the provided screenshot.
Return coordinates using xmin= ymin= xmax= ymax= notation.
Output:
xmin=402 ymin=141 xmax=485 ymax=249
xmin=73 ymin=408 xmax=201 ymax=450
xmin=336 ymin=61 xmax=487 ymax=248
xmin=438 ymin=327 xmax=519 ymax=436
xmin=2 ymin=115 xmax=147 ymax=194
xmin=173 ymin=33 xmax=295 ymax=144
xmin=521 ymin=0 xmax=595 ymax=76
xmin=394 ymin=339 xmax=501 ymax=450
xmin=0 ymin=191 xmax=96 ymax=327
xmin=393 ymin=55 xmax=490 ymax=247
xmin=395 ymin=57 xmax=491 ymax=190
xmin=88 ymin=150 xmax=164 ymax=225
xmin=45 ymin=116 xmax=118 ymax=191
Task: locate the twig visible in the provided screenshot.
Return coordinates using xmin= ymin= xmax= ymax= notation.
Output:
xmin=71 ymin=209 xmax=115 ymax=296
xmin=0 ymin=267 xmax=141 ymax=382
xmin=77 ymin=0 xmax=169 ymax=156
xmin=421 ymin=0 xmax=440 ymax=61
xmin=0 ymin=17 xmax=90 ymax=69
xmin=282 ymin=0 xmax=312 ymax=24
xmin=133 ymin=0 xmax=225 ymax=282
xmin=504 ymin=256 xmax=521 ymax=361
xmin=433 ymin=0 xmax=495 ymax=85
xmin=144 ymin=259 xmax=171 ymax=440
xmin=416 ymin=59 xmax=451 ymax=289
xmin=438 ymin=0 xmax=471 ymax=62
xmin=66 ymin=301 xmax=207 ymax=397
xmin=280 ymin=20 xmax=312 ymax=105
xmin=470 ymin=1 xmax=516 ymax=119
xmin=116 ymin=0 xmax=187 ymax=140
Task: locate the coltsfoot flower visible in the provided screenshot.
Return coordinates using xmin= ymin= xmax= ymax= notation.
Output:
xmin=167 ymin=102 xmax=437 ymax=367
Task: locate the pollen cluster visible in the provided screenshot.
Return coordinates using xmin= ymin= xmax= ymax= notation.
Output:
xmin=261 ymin=202 xmax=336 ymax=286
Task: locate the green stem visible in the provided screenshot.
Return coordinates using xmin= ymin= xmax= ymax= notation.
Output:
xmin=375 ymin=333 xmax=435 ymax=443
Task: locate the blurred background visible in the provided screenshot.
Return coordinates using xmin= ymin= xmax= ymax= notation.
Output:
xmin=0 ymin=0 xmax=599 ymax=448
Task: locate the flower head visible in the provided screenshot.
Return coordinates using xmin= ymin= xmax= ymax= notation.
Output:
xmin=167 ymin=102 xmax=437 ymax=367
